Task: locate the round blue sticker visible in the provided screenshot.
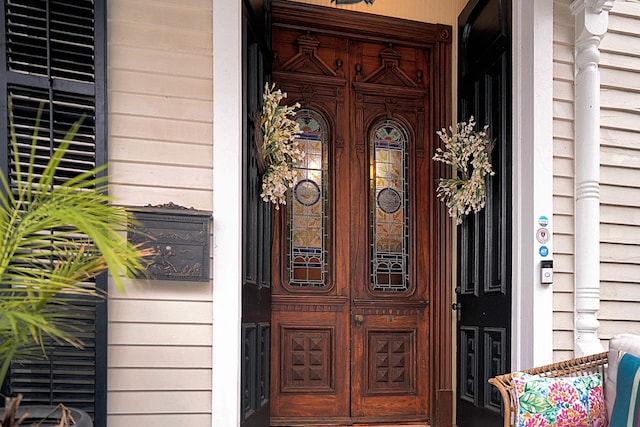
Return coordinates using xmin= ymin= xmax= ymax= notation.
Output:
xmin=539 ymin=246 xmax=549 ymax=257
xmin=538 ymin=216 xmax=549 ymax=227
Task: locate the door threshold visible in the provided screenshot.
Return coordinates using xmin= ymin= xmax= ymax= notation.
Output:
xmin=275 ymin=425 xmax=430 ymax=427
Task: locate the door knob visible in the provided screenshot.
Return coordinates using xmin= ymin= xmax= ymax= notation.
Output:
xmin=354 ymin=314 xmax=364 ymax=326
xmin=451 ymin=302 xmax=462 ymax=321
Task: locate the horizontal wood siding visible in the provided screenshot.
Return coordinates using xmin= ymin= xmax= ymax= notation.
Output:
xmin=107 ymin=0 xmax=213 ymax=425
xmin=598 ymin=0 xmax=640 ymax=343
xmin=553 ymin=0 xmax=576 ymax=361
xmin=552 ymin=0 xmax=640 ymax=361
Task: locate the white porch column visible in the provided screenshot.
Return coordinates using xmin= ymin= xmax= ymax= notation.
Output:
xmin=212 ymin=0 xmax=243 ymax=425
xmin=512 ymin=0 xmax=555 ymax=369
xmin=570 ymin=0 xmax=614 ymax=357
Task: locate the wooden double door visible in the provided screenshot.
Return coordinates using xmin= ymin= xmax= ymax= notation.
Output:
xmin=269 ymin=2 xmax=453 ymax=425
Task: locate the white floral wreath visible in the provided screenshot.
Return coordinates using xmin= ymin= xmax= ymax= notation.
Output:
xmin=258 ymin=83 xmax=304 ymax=208
xmin=432 ymin=116 xmax=495 ymax=225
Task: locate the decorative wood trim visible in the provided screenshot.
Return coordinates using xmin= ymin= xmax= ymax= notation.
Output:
xmin=277 ymin=34 xmax=337 ymax=77
xmin=352 ymin=298 xmax=428 ymax=309
xmin=436 ymin=389 xmax=454 ymax=426
xmin=359 ymin=46 xmax=418 ymax=88
xmin=272 ymin=295 xmax=349 ymax=312
xmin=353 ymin=82 xmax=427 ymax=98
xmin=437 ymin=23 xmax=452 ymax=42
xmin=353 ymin=306 xmax=426 ymax=316
xmin=430 ymin=16 xmax=453 ymax=426
xmin=354 ymin=92 xmax=365 ymax=152
xmin=272 ymin=71 xmax=346 ymax=88
xmin=416 ymin=103 xmax=425 ymax=158
xmin=335 ymin=87 xmax=345 ymax=148
xmin=272 ymin=0 xmax=446 ymax=48
xmin=270 ymin=416 xmax=353 ymax=426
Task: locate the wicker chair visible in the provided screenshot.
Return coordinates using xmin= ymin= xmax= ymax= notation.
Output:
xmin=488 ymin=351 xmax=609 ymax=427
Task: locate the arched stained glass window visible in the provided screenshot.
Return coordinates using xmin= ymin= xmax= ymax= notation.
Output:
xmin=287 ymin=110 xmax=329 ymax=287
xmin=370 ymin=120 xmax=409 ymax=292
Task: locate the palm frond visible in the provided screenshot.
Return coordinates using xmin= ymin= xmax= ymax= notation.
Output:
xmin=0 ymin=102 xmax=146 ymax=387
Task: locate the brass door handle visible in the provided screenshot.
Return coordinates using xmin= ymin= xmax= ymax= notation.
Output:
xmin=354 ymin=314 xmax=364 ymax=326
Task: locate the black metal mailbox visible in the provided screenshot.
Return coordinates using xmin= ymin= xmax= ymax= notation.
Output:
xmin=128 ymin=204 xmax=211 ymax=282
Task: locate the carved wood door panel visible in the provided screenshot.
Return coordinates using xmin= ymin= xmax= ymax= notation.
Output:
xmin=270 ymin=2 xmax=452 ymax=425
xmin=349 ymin=43 xmax=431 ymax=421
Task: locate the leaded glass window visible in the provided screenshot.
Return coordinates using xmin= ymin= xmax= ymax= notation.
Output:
xmin=287 ymin=110 xmax=329 ymax=287
xmin=370 ymin=120 xmax=409 ymax=292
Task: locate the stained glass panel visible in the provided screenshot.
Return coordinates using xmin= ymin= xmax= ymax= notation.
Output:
xmin=288 ymin=110 xmax=329 ymax=287
xmin=370 ymin=120 xmax=409 ymax=292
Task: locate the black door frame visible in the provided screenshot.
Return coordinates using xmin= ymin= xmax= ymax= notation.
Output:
xmin=241 ymin=1 xmax=272 ymax=426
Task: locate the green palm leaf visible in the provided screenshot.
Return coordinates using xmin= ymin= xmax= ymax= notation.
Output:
xmin=0 ymin=102 xmax=146 ymax=387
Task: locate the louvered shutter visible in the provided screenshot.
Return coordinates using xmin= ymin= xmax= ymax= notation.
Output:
xmin=1 ymin=1 xmax=107 ymax=425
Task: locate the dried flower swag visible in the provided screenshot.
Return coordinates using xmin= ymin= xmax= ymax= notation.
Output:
xmin=259 ymin=83 xmax=304 ymax=208
xmin=433 ymin=116 xmax=494 ymax=225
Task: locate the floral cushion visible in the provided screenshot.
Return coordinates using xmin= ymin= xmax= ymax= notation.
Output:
xmin=511 ymin=372 xmax=607 ymax=427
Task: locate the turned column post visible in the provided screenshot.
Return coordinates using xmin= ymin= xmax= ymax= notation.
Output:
xmin=570 ymin=0 xmax=615 ymax=356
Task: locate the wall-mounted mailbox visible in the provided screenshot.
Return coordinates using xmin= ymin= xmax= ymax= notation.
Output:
xmin=128 ymin=204 xmax=212 ymax=282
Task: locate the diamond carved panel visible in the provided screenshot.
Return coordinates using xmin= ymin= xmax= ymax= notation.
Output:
xmin=281 ymin=328 xmax=334 ymax=392
xmin=367 ymin=331 xmax=415 ymax=394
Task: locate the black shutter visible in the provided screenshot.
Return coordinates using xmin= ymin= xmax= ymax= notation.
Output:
xmin=1 ymin=1 xmax=107 ymax=425
xmin=6 ymin=1 xmax=95 ymax=82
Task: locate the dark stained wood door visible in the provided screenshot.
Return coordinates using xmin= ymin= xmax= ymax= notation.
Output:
xmin=456 ymin=0 xmax=512 ymax=425
xmin=269 ymin=2 xmax=453 ymax=425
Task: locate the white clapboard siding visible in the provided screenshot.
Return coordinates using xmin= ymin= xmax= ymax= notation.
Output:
xmin=552 ymin=0 xmax=640 ymax=358
xmin=552 ymin=0 xmax=577 ymax=361
xmin=108 ymin=368 xmax=212 ymax=391
xmin=109 ymin=69 xmax=212 ymax=100
xmin=552 ymin=0 xmax=576 ymax=359
xmin=107 ymin=0 xmax=214 ymax=425
xmin=109 ymin=346 xmax=213 ymax=369
xmin=599 ymin=320 xmax=640 ymax=338
xmin=109 ymin=115 xmax=212 ymax=148
xmin=110 ymin=137 xmax=213 ymax=167
xmin=109 ymin=390 xmax=212 ymax=414
xmin=554 ymin=195 xmax=574 ymax=215
xmin=602 ymin=281 xmax=640 ymax=302
xmin=598 ymin=0 xmax=640 ymax=342
xmin=106 ymin=414 xmax=212 ymax=427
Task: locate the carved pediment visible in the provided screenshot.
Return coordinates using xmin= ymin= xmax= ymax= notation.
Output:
xmin=278 ymin=34 xmax=337 ymax=77
xmin=358 ymin=46 xmax=419 ymax=88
